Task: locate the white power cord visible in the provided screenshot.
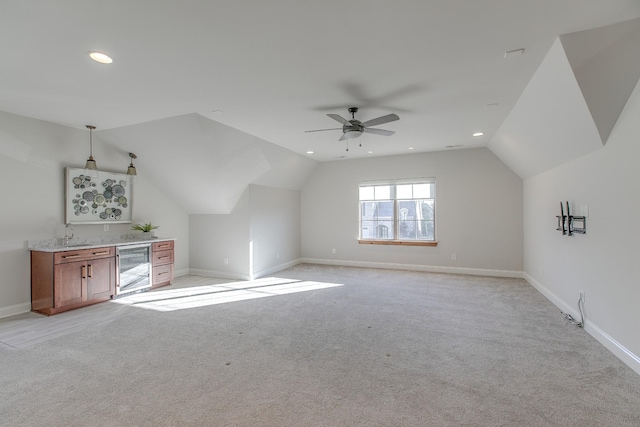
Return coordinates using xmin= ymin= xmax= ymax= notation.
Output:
xmin=561 ymin=294 xmax=585 ymax=328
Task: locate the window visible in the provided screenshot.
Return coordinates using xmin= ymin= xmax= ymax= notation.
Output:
xmin=358 ymin=180 xmax=436 ymax=246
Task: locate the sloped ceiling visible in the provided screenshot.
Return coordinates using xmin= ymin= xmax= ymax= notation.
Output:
xmin=561 ymin=17 xmax=640 ymax=144
xmin=489 ymin=18 xmax=640 ymax=179
xmin=98 ymin=114 xmax=318 ymax=214
xmin=2 ymin=3 xmax=640 ymax=199
xmin=2 ymin=1 xmax=640 ymax=163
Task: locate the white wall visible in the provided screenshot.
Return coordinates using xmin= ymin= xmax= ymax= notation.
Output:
xmin=0 ymin=111 xmax=190 ymax=317
xmin=301 ymin=148 xmax=523 ymax=275
xmin=189 ymin=184 xmax=302 ymax=280
xmin=189 ymin=189 xmax=251 ymax=280
xmin=523 ymin=79 xmax=640 ymax=373
xmin=249 ymin=185 xmax=301 ymax=278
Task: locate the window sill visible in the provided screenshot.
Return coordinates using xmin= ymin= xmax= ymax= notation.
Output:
xmin=357 ymin=239 xmax=438 ymax=247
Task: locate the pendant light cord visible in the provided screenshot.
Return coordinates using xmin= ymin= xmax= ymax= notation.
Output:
xmin=86 ymin=125 xmax=96 ymax=159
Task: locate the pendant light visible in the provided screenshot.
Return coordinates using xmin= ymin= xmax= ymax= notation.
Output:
xmin=84 ymin=125 xmax=98 ymax=177
xmin=127 ymin=152 xmax=137 ymax=180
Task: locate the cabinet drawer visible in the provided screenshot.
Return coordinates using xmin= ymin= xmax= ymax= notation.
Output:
xmin=153 ymin=264 xmax=174 ymax=285
xmin=55 ymin=247 xmax=115 ymax=264
xmin=152 ymin=240 xmax=174 ymax=251
xmin=152 ymin=249 xmax=174 ymax=266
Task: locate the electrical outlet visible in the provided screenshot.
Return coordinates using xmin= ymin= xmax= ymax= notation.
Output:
xmin=104 ymin=224 xmax=109 ymax=232
xmin=224 ymin=258 xmax=229 ymax=265
xmin=332 ymin=248 xmax=336 ymax=254
xmin=451 ymin=253 xmax=457 ymax=261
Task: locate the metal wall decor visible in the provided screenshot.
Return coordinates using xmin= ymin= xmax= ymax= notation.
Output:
xmin=556 ymin=201 xmax=586 ymax=236
xmin=65 ymin=167 xmax=133 ymax=224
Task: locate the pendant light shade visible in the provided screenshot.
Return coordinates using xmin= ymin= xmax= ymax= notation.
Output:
xmin=127 ymin=152 xmax=137 ymax=177
xmin=84 ymin=125 xmax=98 ymax=177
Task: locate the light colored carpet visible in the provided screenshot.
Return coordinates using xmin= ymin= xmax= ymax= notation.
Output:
xmin=1 ymin=264 xmax=639 ymax=426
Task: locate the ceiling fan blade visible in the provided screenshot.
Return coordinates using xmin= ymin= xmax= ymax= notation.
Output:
xmin=363 ymin=128 xmax=395 ymax=137
xmin=361 ymin=113 xmax=399 ymax=128
xmin=339 ymin=133 xmax=348 ymax=141
xmin=305 ymin=128 xmax=343 ymax=133
xmin=327 ymin=114 xmax=349 ymax=125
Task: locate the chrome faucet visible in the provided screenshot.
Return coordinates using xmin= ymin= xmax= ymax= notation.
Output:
xmin=64 ymin=223 xmax=74 ymax=246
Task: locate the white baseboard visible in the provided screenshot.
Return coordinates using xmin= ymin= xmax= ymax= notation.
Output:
xmin=523 ymin=272 xmax=577 ymax=316
xmin=174 ymin=268 xmax=190 ymax=277
xmin=301 ymin=258 xmax=524 ymax=279
xmin=0 ymin=302 xmax=31 ymax=319
xmin=190 ymin=260 xmax=304 ymax=282
xmin=524 ymin=272 xmax=640 ymax=376
xmin=189 ymin=268 xmax=250 ymax=281
xmin=189 ymin=259 xmax=521 ymax=283
xmin=253 ymin=259 xmax=303 ymax=280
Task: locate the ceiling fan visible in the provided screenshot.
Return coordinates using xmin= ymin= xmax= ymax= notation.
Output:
xmin=305 ymin=107 xmax=399 ymax=141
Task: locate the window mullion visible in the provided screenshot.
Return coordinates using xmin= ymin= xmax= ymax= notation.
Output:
xmin=394 ymin=199 xmax=399 ymax=240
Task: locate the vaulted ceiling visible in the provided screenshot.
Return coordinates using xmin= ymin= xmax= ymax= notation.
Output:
xmin=2 ymin=1 xmax=639 ymax=164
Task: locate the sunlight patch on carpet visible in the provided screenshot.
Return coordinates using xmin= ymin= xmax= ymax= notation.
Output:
xmin=110 ymin=277 xmax=343 ymax=312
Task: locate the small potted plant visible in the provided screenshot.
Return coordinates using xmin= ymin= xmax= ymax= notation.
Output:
xmin=131 ymin=222 xmax=159 ymax=238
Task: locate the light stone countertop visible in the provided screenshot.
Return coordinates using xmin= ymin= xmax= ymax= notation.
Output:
xmin=28 ymin=234 xmax=175 ymax=252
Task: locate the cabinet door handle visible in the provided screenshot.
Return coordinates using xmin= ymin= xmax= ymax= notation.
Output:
xmin=115 ymin=254 xmax=120 ymax=287
xmin=88 ymin=264 xmax=93 ymax=278
xmin=92 ymin=251 xmax=110 ymax=256
xmin=158 ymin=272 xmax=169 ymax=276
xmin=158 ymin=244 xmax=170 ymax=249
xmin=158 ymin=256 xmax=170 ymax=260
xmin=63 ymin=254 xmax=81 ymax=259
xmin=81 ymin=265 xmax=87 ymax=279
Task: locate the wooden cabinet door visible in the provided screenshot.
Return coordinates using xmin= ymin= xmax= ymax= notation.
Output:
xmin=54 ymin=261 xmax=86 ymax=307
xmin=87 ymin=257 xmax=114 ymax=300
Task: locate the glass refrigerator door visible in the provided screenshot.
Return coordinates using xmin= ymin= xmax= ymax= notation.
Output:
xmin=118 ymin=245 xmax=151 ymax=294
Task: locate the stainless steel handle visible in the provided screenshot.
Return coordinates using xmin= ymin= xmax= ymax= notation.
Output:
xmin=115 ymin=254 xmax=120 ymax=287
xmin=92 ymin=251 xmax=110 ymax=256
xmin=88 ymin=264 xmax=93 ymax=278
xmin=81 ymin=265 xmax=86 ymax=279
xmin=63 ymin=254 xmax=81 ymax=259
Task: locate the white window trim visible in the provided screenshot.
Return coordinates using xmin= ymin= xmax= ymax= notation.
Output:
xmin=358 ymin=179 xmax=437 ymax=246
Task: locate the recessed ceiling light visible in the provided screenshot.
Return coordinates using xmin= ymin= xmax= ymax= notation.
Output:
xmin=306 ymin=151 xmax=314 ymax=154
xmin=473 ymin=132 xmax=484 ymax=137
xmin=212 ymin=110 xmax=224 ymax=115
xmin=367 ymin=151 xmax=373 ymax=154
xmin=486 ymin=103 xmax=499 ymax=108
xmin=88 ymin=51 xmax=113 ymax=64
xmin=408 ymin=147 xmax=414 ymax=150
xmin=446 ymin=145 xmax=464 ymax=149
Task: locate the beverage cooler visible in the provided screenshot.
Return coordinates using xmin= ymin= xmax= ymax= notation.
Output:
xmin=116 ymin=244 xmax=151 ymax=295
